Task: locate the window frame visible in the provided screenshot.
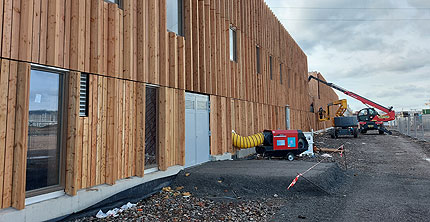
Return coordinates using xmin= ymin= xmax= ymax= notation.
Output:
xmin=26 ymin=66 xmax=67 ymax=198
xmin=229 ymin=26 xmax=238 ymax=62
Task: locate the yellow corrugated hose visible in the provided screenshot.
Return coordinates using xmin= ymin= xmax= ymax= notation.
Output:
xmin=232 ymin=131 xmax=264 ymax=149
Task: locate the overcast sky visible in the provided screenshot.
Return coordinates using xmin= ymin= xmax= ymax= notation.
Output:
xmin=266 ymin=0 xmax=430 ymax=112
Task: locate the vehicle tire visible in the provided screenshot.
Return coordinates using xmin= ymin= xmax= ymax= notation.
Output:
xmin=353 ymin=128 xmax=358 ymax=138
xmin=287 ymin=153 xmax=294 ymax=161
xmin=379 ymin=130 xmax=384 ymax=135
xmin=334 ymin=129 xmax=338 ymax=139
xmin=361 ymin=129 xmax=367 ymax=134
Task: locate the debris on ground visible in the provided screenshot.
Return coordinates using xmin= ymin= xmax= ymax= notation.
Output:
xmin=95 ymin=202 xmax=136 ymax=219
xmin=70 ymin=187 xmax=283 ymax=222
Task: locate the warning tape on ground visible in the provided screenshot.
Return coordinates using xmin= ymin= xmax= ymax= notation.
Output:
xmin=287 ymin=145 xmax=344 ymax=190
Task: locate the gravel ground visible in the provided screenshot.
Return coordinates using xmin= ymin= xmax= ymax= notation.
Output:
xmin=69 ymin=186 xmax=284 ymax=222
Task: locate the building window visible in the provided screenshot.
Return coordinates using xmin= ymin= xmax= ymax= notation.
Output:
xmin=27 ymin=67 xmax=65 ymax=196
xmin=280 ymin=63 xmax=283 ymax=84
xmin=256 ymin=46 xmax=260 ymax=74
xmin=269 ymin=56 xmax=273 ymax=80
xmin=104 ymin=0 xmax=123 ymax=9
xmin=145 ymin=86 xmax=159 ymax=170
xmin=79 ymin=73 xmax=89 ymax=117
xmin=166 ymin=0 xmax=184 ymax=36
xmin=229 ymin=27 xmax=237 ymax=62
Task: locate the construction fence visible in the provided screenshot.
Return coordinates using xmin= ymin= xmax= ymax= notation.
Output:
xmin=389 ymin=115 xmax=430 ymax=141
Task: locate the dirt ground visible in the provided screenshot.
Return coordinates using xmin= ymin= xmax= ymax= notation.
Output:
xmin=68 ymin=130 xmax=430 ymax=222
xmin=274 ymin=130 xmax=430 ymax=221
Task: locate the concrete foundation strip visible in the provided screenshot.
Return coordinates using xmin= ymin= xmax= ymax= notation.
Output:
xmin=287 ymin=145 xmax=345 ymax=190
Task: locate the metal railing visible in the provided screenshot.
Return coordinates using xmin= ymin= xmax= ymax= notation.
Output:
xmin=389 ymin=115 xmax=430 ymax=141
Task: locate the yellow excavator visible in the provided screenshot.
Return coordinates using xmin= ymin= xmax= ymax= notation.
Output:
xmin=318 ymin=99 xmax=358 ymax=138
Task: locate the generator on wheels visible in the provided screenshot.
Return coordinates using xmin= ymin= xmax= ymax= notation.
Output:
xmin=255 ymin=130 xmax=308 ymax=161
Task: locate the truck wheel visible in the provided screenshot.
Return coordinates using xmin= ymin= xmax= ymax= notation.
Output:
xmin=361 ymin=129 xmax=367 ymax=134
xmin=287 ymin=153 xmax=294 ymax=161
xmin=379 ymin=130 xmax=384 ymax=135
xmin=353 ymin=128 xmax=358 ymax=138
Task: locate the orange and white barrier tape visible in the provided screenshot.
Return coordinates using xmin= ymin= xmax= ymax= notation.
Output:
xmin=287 ymin=145 xmax=344 ymax=190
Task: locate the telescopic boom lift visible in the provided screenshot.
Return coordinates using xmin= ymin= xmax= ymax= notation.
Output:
xmin=309 ymin=75 xmax=395 ymax=135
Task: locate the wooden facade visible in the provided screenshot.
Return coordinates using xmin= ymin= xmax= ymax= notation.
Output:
xmin=0 ymin=0 xmax=338 ymax=210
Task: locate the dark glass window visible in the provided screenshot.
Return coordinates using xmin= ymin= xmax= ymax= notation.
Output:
xmin=230 ymin=27 xmax=237 ymax=62
xmin=27 ymin=68 xmax=64 ymax=194
xmin=280 ymin=63 xmax=283 ymax=84
xmin=269 ymin=56 xmax=273 ymax=80
xmin=167 ymin=0 xmax=184 ymax=36
xmin=256 ymin=46 xmax=260 ymax=74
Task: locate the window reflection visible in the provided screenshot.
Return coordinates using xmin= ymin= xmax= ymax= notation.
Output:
xmin=26 ymin=69 xmax=62 ymax=192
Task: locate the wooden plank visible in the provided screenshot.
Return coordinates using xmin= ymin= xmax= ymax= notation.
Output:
xmin=210 ymin=96 xmax=217 ymax=155
xmin=204 ymin=1 xmax=211 ymax=94
xmin=148 ymin=0 xmax=159 ymax=84
xmin=95 ymin=76 xmax=103 ymax=185
xmin=106 ymin=77 xmax=117 ymax=185
xmin=177 ymin=37 xmax=186 ymax=90
xmin=11 ymin=62 xmax=30 ymax=210
xmin=178 ymin=90 xmax=185 ymax=165
xmin=135 ymin=82 xmax=145 ymax=177
xmin=46 ymin=0 xmax=59 ymax=66
xmin=123 ymin=0 xmax=136 ymax=80
xmin=159 ymin=0 xmax=168 ymax=86
xmin=2 ymin=0 xmax=12 ymax=58
xmin=158 ymin=87 xmax=168 ymax=170
xmin=90 ymin=0 xmax=103 ymax=74
xmin=0 ymin=59 xmax=7 ymax=207
xmin=81 ymin=118 xmax=89 ymax=189
xmin=70 ymin=0 xmax=85 ymax=70
xmin=2 ymin=60 xmax=16 ymax=208
xmin=31 ymin=0 xmax=41 ymax=63
xmin=85 ymin=0 xmax=91 ymax=73
xmin=191 ymin=0 xmax=199 ymax=91
xmin=65 ymin=72 xmax=80 ymax=196
xmin=90 ymin=75 xmax=97 ymax=187
xmin=10 ymin=0 xmax=21 ymax=60
xmin=168 ymin=33 xmax=178 ymax=88
xmin=101 ymin=76 xmax=107 ymax=184
xmin=39 ymin=0 xmax=48 ymax=64
xmin=136 ymin=0 xmax=148 ymax=82
xmin=198 ymin=0 xmax=206 ymax=93
xmin=183 ymin=0 xmax=193 ymax=91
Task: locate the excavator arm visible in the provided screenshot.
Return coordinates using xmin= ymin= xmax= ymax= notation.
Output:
xmin=309 ymin=75 xmax=395 ymax=122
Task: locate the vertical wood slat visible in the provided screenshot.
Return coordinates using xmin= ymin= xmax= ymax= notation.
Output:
xmin=65 ymin=72 xmax=81 ymax=196
xmin=0 ymin=59 xmax=6 ymax=208
xmin=135 ymin=82 xmax=145 ymax=177
xmin=177 ymin=37 xmax=186 ymax=90
xmin=184 ymin=0 xmax=193 ymax=91
xmin=168 ymin=33 xmax=178 ymax=88
xmin=2 ymin=60 xmax=16 ymax=208
xmin=11 ymin=62 xmax=30 ymax=210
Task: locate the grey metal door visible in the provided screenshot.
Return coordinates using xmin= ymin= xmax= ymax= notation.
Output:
xmin=185 ymin=93 xmax=210 ymax=168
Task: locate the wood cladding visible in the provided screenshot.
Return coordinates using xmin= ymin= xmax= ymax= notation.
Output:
xmin=0 ymin=0 xmax=339 ymax=210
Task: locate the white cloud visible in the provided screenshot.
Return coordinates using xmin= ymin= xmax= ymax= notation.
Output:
xmin=266 ymin=0 xmax=430 ymax=112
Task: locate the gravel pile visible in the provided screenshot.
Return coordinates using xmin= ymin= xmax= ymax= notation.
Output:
xmin=69 ymin=186 xmax=283 ymax=222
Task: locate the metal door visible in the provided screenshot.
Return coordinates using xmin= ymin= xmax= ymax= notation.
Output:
xmin=185 ymin=93 xmax=210 ymax=168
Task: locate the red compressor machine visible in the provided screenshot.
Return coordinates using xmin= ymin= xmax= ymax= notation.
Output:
xmin=255 ymin=130 xmax=308 ymax=161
